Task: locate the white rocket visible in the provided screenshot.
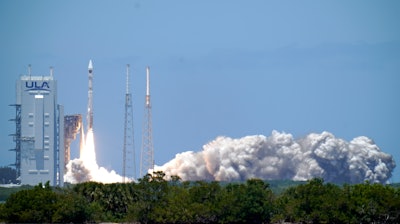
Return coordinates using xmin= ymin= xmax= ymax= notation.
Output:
xmin=87 ymin=60 xmax=94 ymax=130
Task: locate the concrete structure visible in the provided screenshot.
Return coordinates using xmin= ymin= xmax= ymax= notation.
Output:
xmin=14 ymin=71 xmax=64 ymax=186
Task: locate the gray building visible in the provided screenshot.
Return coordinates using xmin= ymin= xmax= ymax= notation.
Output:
xmin=14 ymin=73 xmax=64 ymax=186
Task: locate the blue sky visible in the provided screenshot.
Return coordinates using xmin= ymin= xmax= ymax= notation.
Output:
xmin=1 ymin=1 xmax=399 ymax=181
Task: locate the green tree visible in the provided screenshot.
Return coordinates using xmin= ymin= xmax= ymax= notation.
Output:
xmin=73 ymin=180 xmax=138 ymax=222
xmin=0 ymin=202 xmax=5 ymax=221
xmin=0 ymin=184 xmax=33 ymax=201
xmin=239 ymin=179 xmax=273 ymax=223
xmin=273 ymin=178 xmax=347 ymax=223
xmin=216 ymin=179 xmax=274 ymax=224
xmin=347 ymin=182 xmax=400 ymax=223
xmin=73 ymin=181 xmax=105 ymax=202
xmin=216 ymin=183 xmax=241 ymax=223
xmin=52 ymin=190 xmax=98 ymax=223
xmin=2 ymin=181 xmax=58 ymax=223
xmin=127 ymin=171 xmax=170 ymax=223
xmin=187 ymin=181 xmax=221 ymax=223
xmin=151 ymin=179 xmax=194 ymax=223
xmin=0 ymin=166 xmax=17 ymax=184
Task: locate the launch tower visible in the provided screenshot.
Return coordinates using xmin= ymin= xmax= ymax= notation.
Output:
xmin=9 ymin=103 xmax=21 ymax=183
xmin=122 ymin=64 xmax=136 ymax=182
xmin=64 ymin=114 xmax=82 ymax=170
xmin=140 ymin=66 xmax=154 ymax=177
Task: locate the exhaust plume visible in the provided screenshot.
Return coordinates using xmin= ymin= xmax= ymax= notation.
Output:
xmin=64 ymin=129 xmax=127 ymax=184
xmin=155 ymin=131 xmax=395 ymax=184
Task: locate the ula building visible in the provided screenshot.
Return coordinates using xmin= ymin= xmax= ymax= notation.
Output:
xmin=11 ymin=70 xmax=65 ymax=186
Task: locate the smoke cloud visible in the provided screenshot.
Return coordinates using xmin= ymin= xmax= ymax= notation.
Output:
xmin=64 ymin=129 xmax=127 ymax=184
xmin=155 ymin=131 xmax=396 ymax=184
xmin=64 ymin=158 xmax=125 ymax=184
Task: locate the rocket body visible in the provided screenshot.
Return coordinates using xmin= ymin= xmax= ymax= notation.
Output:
xmin=87 ymin=60 xmax=94 ymax=130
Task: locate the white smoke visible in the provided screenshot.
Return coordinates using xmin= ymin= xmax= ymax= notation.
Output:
xmin=64 ymin=158 xmax=125 ymax=184
xmin=64 ymin=129 xmax=128 ymax=184
xmin=155 ymin=131 xmax=396 ymax=184
xmin=64 ymin=159 xmax=91 ymax=183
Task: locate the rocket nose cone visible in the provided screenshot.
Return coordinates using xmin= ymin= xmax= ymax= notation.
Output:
xmin=88 ymin=60 xmax=93 ymax=70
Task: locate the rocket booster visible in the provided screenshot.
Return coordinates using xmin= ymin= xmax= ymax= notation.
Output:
xmin=87 ymin=60 xmax=94 ymax=130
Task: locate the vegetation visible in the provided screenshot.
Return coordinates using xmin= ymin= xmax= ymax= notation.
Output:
xmin=0 ymin=185 xmax=32 ymax=202
xmin=0 ymin=166 xmax=17 ymax=184
xmin=0 ymin=171 xmax=399 ymax=223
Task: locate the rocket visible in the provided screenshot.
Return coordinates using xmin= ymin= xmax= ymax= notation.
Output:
xmin=87 ymin=60 xmax=94 ymax=130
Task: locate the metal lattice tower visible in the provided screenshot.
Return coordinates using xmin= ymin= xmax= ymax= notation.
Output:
xmin=140 ymin=66 xmax=154 ymax=178
xmin=64 ymin=115 xmax=82 ymax=171
xmin=123 ymin=64 xmax=136 ymax=182
xmin=9 ymin=104 xmax=21 ymax=183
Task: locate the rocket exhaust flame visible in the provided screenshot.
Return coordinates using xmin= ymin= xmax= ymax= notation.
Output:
xmin=79 ymin=124 xmax=85 ymax=157
xmin=80 ymin=129 xmax=97 ymax=170
xmin=65 ymin=128 xmax=125 ymax=184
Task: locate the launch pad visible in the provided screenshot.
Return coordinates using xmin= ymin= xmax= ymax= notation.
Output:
xmin=10 ymin=60 xmax=156 ymax=185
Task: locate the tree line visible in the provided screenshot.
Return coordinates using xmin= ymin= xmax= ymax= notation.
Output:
xmin=0 ymin=166 xmax=17 ymax=184
xmin=0 ymin=171 xmax=399 ymax=223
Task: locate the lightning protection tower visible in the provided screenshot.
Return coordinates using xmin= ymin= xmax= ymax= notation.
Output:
xmin=140 ymin=66 xmax=154 ymax=178
xmin=123 ymin=64 xmax=136 ymax=182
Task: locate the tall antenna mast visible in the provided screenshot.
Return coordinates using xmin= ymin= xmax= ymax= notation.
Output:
xmin=140 ymin=66 xmax=154 ymax=177
xmin=123 ymin=64 xmax=136 ymax=182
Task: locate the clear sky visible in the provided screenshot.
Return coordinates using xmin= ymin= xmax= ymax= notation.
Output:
xmin=1 ymin=1 xmax=399 ymax=181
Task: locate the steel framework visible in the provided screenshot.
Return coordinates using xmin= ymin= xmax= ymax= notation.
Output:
xmin=140 ymin=66 xmax=154 ymax=178
xmin=123 ymin=64 xmax=136 ymax=182
xmin=9 ymin=104 xmax=21 ymax=183
xmin=64 ymin=115 xmax=82 ymax=171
